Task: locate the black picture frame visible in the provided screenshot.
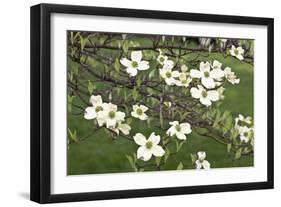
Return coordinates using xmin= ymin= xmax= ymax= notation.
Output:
xmin=30 ymin=3 xmax=274 ymax=204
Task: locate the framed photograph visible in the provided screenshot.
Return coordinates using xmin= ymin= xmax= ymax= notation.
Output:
xmin=30 ymin=3 xmax=274 ymax=203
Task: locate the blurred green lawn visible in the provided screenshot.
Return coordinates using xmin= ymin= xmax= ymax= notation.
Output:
xmin=67 ymin=44 xmax=253 ymax=175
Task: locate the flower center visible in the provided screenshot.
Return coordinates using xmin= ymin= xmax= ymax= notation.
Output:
xmin=108 ymin=111 xmax=116 ymax=119
xmin=204 ymin=71 xmax=210 ymax=78
xmin=159 ymin=56 xmax=165 ymax=62
xmin=175 ymin=124 xmax=181 ymax=132
xmin=181 ymin=79 xmax=188 ymax=84
xmin=166 ymin=71 xmax=172 ymax=78
xmin=243 ymin=132 xmax=249 ymax=137
xmin=95 ymin=105 xmax=103 ymax=112
xmin=201 ymin=90 xmax=208 ymax=98
xmin=145 ymin=141 xmax=153 ymax=149
xmin=136 ymin=108 xmax=143 ymax=115
xmin=234 ymin=49 xmax=239 ymax=55
xmin=131 ymin=61 xmax=138 ymax=68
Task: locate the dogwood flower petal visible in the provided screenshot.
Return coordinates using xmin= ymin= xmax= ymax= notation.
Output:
xmin=210 ymin=68 xmax=224 ymax=80
xmin=131 ymin=51 xmax=142 ymax=62
xmin=84 ymin=106 xmax=97 ymax=120
xmin=148 ymin=132 xmax=160 ymax=145
xmin=171 ymin=71 xmax=180 ymax=77
xmin=140 ymin=105 xmax=148 ymax=112
xmin=200 ymin=97 xmax=212 ymax=106
xmin=137 ymin=61 xmax=150 ymax=70
xmin=180 ymin=123 xmax=192 ymax=134
xmin=126 ymin=67 xmax=138 ymax=76
xmin=202 ymin=160 xmax=211 ymax=169
xmin=116 ymin=111 xmax=125 ymax=121
xmin=200 ymin=62 xmax=211 ymax=72
xmin=90 ymin=95 xmax=103 ymax=106
xmin=133 ymin=133 xmax=147 ymax=146
xmin=202 ymin=77 xmax=215 ymax=89
xmin=207 ymin=90 xmax=219 ymax=101
xmin=190 ymin=69 xmax=202 ymax=78
xmin=151 ymin=145 xmax=165 ymax=157
xmin=165 ymin=77 xmax=176 ymax=85
xmin=190 ymin=87 xmax=201 ymax=99
xmin=120 ymin=58 xmax=131 ymax=67
xmin=118 ymin=123 xmax=131 ymax=135
xmin=137 ymin=146 xmax=152 ymax=161
xmin=175 ymin=132 xmax=186 ymax=140
xmin=195 ymin=160 xmax=203 ymax=169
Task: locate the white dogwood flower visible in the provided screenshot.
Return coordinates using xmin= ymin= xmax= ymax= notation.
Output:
xmin=157 ymin=49 xmax=174 ymax=67
xmin=176 ymin=72 xmax=192 ymax=87
xmin=224 ymin=67 xmax=240 ymax=84
xmin=84 ymin=95 xmax=105 ymax=120
xmin=133 ymin=132 xmax=165 ymax=161
xmin=229 ymin=45 xmax=244 ymax=60
xmin=131 ymin=104 xmax=148 ymax=120
xmin=239 ymin=126 xmax=253 ymax=143
xmin=211 ymin=60 xmax=222 ymax=70
xmin=190 ymin=61 xmax=224 ymax=89
xmin=98 ymin=103 xmax=125 ymax=128
xmin=110 ymin=122 xmax=131 ymax=135
xmin=195 ymin=151 xmax=211 ymax=169
xmin=190 ymin=85 xmax=219 ymax=106
xmin=235 ymin=114 xmax=252 ymax=126
xmin=166 ymin=121 xmax=192 ymax=140
xmin=120 ymin=51 xmax=149 ymax=76
xmin=159 ymin=66 xmax=180 ymax=85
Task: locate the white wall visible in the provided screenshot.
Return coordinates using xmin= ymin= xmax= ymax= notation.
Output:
xmin=0 ymin=0 xmax=279 ymax=206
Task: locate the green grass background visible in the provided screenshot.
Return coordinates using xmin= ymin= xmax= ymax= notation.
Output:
xmin=67 ymin=41 xmax=254 ymax=175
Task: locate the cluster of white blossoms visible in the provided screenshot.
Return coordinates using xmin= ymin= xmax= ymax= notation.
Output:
xmin=235 ymin=114 xmax=254 ymax=146
xmin=120 ymin=51 xmax=150 ymax=76
xmin=195 ymin=151 xmax=211 ymax=169
xmin=190 ymin=60 xmax=240 ymax=106
xmin=84 ymin=95 xmax=131 ymax=135
xmin=133 ymin=132 xmax=165 ymax=161
xmin=158 ymin=50 xmax=192 ymax=87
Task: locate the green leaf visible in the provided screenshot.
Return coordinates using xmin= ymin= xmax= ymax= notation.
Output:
xmin=108 ymin=93 xmax=112 ymax=101
xmin=132 ymin=87 xmax=138 ymax=101
xmin=126 ymin=155 xmax=135 ymax=170
xmin=88 ymin=80 xmax=95 ymax=94
xmin=159 ymin=109 xmax=164 ymax=129
xmin=79 ymin=34 xmax=89 ymax=51
xmin=176 ymin=162 xmax=184 ymax=170
xmin=227 ymin=143 xmax=232 ymax=153
xmin=180 ymin=111 xmax=190 ymax=122
xmin=155 ymin=157 xmax=161 ymax=167
xmin=68 ymin=128 xmax=77 ymax=142
xmin=114 ymin=58 xmax=121 ymax=72
xmin=176 ymin=140 xmax=185 ymax=152
xmin=148 ymin=69 xmax=157 ymax=79
xmin=190 ymin=153 xmax=197 ymax=164
xmin=164 ymin=148 xmax=170 ymax=163
xmin=122 ymin=40 xmax=129 ymax=53
xmin=67 ymin=95 xmax=75 ymax=113
xmin=235 ymin=148 xmax=242 ymax=159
